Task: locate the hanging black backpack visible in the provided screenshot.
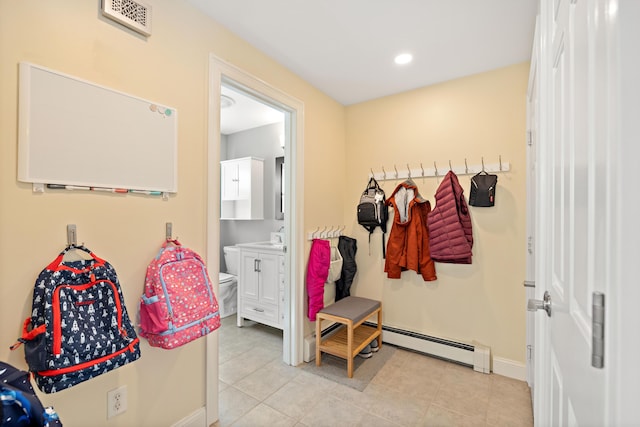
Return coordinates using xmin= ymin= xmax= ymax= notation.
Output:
xmin=469 ymin=171 xmax=498 ymax=207
xmin=357 ymin=177 xmax=389 ymax=257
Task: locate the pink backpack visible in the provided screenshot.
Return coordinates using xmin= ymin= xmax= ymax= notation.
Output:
xmin=138 ymin=240 xmax=220 ymax=349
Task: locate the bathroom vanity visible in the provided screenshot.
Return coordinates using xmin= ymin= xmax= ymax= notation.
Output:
xmin=235 ymin=240 xmax=285 ymax=330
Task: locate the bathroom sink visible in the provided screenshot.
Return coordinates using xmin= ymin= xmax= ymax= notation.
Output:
xmin=236 ymin=241 xmax=285 ymax=251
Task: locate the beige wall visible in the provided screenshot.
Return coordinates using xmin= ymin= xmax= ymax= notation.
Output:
xmin=0 ymin=1 xmax=344 ymax=426
xmin=344 ymin=63 xmax=529 ymax=363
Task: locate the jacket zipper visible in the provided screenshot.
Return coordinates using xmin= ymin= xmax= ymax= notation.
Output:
xmin=52 ymin=280 xmax=124 ymax=356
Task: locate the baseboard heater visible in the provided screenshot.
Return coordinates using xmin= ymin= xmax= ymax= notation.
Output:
xmin=304 ymin=322 xmax=491 ymax=374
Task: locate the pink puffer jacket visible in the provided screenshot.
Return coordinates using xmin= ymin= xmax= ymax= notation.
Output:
xmin=427 ymin=171 xmax=473 ymax=264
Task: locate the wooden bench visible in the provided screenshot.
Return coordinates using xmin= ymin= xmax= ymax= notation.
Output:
xmin=315 ymin=296 xmax=382 ymax=378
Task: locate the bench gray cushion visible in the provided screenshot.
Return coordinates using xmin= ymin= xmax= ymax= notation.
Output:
xmin=318 ymin=296 xmax=380 ymax=324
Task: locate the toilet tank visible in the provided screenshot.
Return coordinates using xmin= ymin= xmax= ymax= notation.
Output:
xmin=223 ymin=246 xmax=240 ymax=275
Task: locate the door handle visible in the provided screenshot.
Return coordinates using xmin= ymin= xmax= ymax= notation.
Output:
xmin=527 ymin=290 xmax=552 ymax=317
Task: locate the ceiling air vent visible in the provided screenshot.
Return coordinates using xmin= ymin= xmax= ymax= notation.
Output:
xmin=101 ymin=0 xmax=152 ymax=37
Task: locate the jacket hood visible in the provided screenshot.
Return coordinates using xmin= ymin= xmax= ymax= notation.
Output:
xmin=387 ymin=180 xmax=427 ymax=223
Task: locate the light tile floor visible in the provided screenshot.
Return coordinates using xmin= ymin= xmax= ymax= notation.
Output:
xmin=216 ymin=315 xmax=533 ymax=427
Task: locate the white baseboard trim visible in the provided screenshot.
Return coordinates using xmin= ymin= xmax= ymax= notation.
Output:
xmin=492 ymin=356 xmax=527 ymax=381
xmin=171 ymin=407 xmax=206 ymax=427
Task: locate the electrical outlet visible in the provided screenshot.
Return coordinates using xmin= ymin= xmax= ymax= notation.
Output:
xmin=107 ymin=385 xmax=127 ymax=419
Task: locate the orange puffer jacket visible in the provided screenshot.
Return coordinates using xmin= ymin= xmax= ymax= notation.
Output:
xmin=427 ymin=171 xmax=473 ymax=264
xmin=384 ymin=181 xmax=437 ymax=281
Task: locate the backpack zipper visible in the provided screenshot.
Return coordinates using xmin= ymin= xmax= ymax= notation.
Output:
xmin=37 ymin=338 xmax=139 ymax=377
xmin=158 ymin=258 xmax=215 ymax=328
xmin=51 ymin=280 xmax=124 ymax=356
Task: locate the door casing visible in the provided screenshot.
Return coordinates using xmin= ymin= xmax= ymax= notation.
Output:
xmin=204 ymin=54 xmax=305 ymax=426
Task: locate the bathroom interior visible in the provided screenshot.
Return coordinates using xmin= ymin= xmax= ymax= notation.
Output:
xmin=218 ymin=83 xmax=287 ymax=351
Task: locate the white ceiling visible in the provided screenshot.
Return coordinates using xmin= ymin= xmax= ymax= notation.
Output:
xmin=220 ymin=86 xmax=284 ymax=135
xmin=188 ymin=0 xmax=538 ymax=106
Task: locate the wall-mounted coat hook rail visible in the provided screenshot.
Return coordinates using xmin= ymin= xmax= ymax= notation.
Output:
xmin=307 ymin=225 xmax=345 ymax=240
xmin=368 ymin=157 xmax=511 ymax=181
xmin=67 ymin=224 xmax=77 ymax=247
xmin=166 ymin=222 xmax=173 ymax=240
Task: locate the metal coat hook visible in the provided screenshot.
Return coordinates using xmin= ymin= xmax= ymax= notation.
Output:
xmin=370 ymin=168 xmax=374 ymax=177
xmin=166 ymin=222 xmax=173 ymax=241
xmin=499 ymin=155 xmax=503 ymax=171
xmin=407 ymin=164 xmax=411 ymax=178
xmin=464 ymin=158 xmax=469 ymax=174
xmin=313 ymin=226 xmax=320 ymax=238
xmin=434 ymin=161 xmax=438 ymax=177
xmin=481 ymin=157 xmax=485 ymax=171
xmin=420 ymin=163 xmax=425 ymax=177
xmin=393 ymin=164 xmax=398 ymax=179
xmin=382 ymin=166 xmax=387 ymax=180
xmin=67 ymin=224 xmax=77 ymax=247
xmin=449 ymin=160 xmax=452 ymax=171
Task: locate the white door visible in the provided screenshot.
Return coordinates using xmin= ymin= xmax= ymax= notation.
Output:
xmin=532 ymin=0 xmax=639 ymax=425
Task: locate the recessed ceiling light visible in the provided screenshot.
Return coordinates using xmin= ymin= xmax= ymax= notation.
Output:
xmin=394 ymin=53 xmax=413 ymax=65
xmin=220 ymin=94 xmax=235 ymax=109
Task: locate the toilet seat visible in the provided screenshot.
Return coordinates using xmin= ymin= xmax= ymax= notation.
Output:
xmin=219 ymin=272 xmax=236 ymax=284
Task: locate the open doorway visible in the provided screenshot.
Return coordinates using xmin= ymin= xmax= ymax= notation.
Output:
xmin=205 ymin=55 xmax=305 ymax=425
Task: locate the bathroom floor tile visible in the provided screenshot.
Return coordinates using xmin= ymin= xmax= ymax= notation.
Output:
xmin=218 ymin=315 xmax=533 ymax=426
xmin=218 ymin=386 xmax=259 ymax=426
xmin=231 ymin=403 xmax=296 ymax=427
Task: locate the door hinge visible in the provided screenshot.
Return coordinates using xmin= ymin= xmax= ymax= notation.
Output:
xmin=528 ymin=236 xmax=534 ymax=254
xmin=527 ymin=130 xmax=533 ymax=146
xmin=592 ymin=292 xmax=605 ymax=369
xmin=527 ymin=344 xmax=533 ymax=361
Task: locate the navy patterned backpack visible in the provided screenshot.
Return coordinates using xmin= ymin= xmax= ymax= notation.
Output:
xmin=0 ymin=361 xmax=62 ymax=426
xmin=11 ymin=246 xmax=141 ymax=393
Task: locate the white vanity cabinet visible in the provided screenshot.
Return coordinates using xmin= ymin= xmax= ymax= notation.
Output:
xmin=237 ymin=248 xmax=285 ymax=330
xmin=220 ymin=157 xmax=264 ymax=220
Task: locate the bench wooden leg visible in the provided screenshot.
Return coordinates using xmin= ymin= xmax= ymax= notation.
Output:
xmin=377 ymin=305 xmax=383 ymax=349
xmin=347 ymin=319 xmax=354 ymax=378
xmin=315 ymin=316 xmax=322 ymax=366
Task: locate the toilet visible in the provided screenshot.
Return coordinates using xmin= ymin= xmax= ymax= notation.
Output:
xmin=218 ymin=246 xmax=239 ymax=318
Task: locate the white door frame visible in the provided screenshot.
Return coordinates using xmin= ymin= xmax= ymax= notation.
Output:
xmin=525 ymin=15 xmax=539 ymax=399
xmin=204 ymin=55 xmax=305 ymax=425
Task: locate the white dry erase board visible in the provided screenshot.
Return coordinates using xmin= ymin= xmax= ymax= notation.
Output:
xmin=17 ymin=62 xmax=178 ymax=193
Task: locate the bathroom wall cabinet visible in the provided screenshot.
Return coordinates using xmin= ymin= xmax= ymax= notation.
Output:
xmin=220 ymin=157 xmax=264 ymax=220
xmin=237 ymin=248 xmax=285 ymax=330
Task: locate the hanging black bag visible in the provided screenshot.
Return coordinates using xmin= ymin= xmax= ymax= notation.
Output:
xmin=357 ymin=177 xmax=389 ymax=257
xmin=469 ymin=171 xmax=498 ymax=207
